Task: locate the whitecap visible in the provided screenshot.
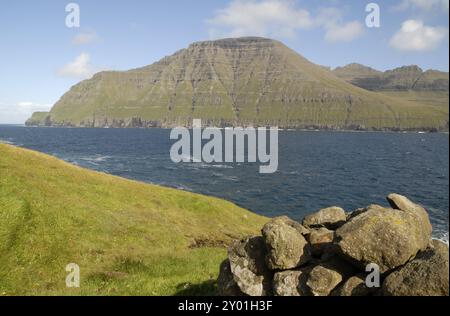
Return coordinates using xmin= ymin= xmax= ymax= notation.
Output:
xmin=79 ymin=155 xmax=112 ymax=163
xmin=433 ymin=232 xmax=449 ymax=246
xmin=0 ymin=139 xmax=14 ymax=145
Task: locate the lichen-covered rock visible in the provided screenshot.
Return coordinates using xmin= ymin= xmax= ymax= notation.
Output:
xmin=306 ymin=256 xmax=356 ymax=296
xmin=382 ymin=240 xmax=449 ymax=296
xmin=217 ymin=260 xmax=245 ymax=296
xmin=308 ymin=227 xmax=334 ymax=257
xmin=306 ymin=265 xmax=343 ymax=296
xmin=331 ymin=274 xmax=374 ymax=296
xmin=272 ymin=216 xmax=310 ymax=236
xmin=228 ymin=236 xmax=273 ymax=296
xmin=262 ymin=217 xmax=311 ymax=270
xmin=335 ymin=204 xmax=432 ymax=273
xmin=273 ymin=268 xmax=311 ymax=296
xmin=387 ymin=193 xmax=433 ymax=239
xmin=346 ymin=205 xmax=384 ymax=221
xmin=303 ymin=207 xmax=347 ymax=229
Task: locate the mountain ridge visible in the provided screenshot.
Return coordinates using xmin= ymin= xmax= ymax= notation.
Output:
xmin=27 ymin=37 xmax=449 ymax=131
xmin=333 ymin=63 xmax=449 ymax=92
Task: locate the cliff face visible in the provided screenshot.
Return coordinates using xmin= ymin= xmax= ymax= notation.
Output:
xmin=334 ymin=64 xmax=449 ymax=92
xmin=27 ymin=37 xmax=449 ymax=131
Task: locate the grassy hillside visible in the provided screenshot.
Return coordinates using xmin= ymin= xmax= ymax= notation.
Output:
xmin=26 ymin=37 xmax=449 ymax=131
xmin=0 ymin=144 xmax=267 ymax=296
xmin=333 ymin=64 xmax=449 ymax=92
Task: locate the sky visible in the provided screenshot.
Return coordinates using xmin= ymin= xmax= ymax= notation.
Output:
xmin=0 ymin=0 xmax=449 ymax=124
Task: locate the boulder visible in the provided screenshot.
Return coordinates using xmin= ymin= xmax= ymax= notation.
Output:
xmin=306 ymin=256 xmax=356 ymax=296
xmin=387 ymin=193 xmax=433 ymax=238
xmin=228 ymin=236 xmax=273 ymax=296
xmin=346 ymin=205 xmax=383 ymax=221
xmin=273 ymin=268 xmax=311 ymax=296
xmin=308 ymin=227 xmax=335 ymax=257
xmin=335 ymin=204 xmax=432 ymax=273
xmin=262 ymin=217 xmax=311 ymax=270
xmin=303 ymin=207 xmax=347 ymax=229
xmin=217 ymin=260 xmax=245 ymax=296
xmin=331 ymin=274 xmax=374 ymax=296
xmin=306 ymin=265 xmax=343 ymax=296
xmin=382 ymin=240 xmax=449 ymax=296
xmin=273 ymin=216 xmax=310 ymax=236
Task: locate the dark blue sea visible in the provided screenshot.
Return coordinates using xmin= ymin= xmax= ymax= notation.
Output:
xmin=1 ymin=125 xmax=448 ymax=242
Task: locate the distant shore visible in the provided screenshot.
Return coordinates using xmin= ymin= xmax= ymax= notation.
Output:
xmin=16 ymin=123 xmax=450 ymax=134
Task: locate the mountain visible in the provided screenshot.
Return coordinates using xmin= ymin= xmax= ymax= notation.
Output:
xmin=333 ymin=63 xmax=449 ymax=92
xmin=0 ymin=143 xmax=266 ymax=295
xmin=27 ymin=37 xmax=449 ymax=131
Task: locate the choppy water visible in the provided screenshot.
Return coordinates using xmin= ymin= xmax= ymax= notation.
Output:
xmin=1 ymin=125 xmax=448 ymax=242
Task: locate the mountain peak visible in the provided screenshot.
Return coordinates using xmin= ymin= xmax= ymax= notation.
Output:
xmin=26 ymin=38 xmax=449 ymax=131
xmin=189 ymin=37 xmax=279 ymax=49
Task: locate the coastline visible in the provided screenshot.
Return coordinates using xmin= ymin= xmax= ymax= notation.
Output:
xmin=17 ymin=123 xmax=450 ymax=134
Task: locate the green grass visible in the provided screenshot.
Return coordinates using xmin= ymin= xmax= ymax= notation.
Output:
xmin=0 ymin=144 xmax=267 ymax=296
xmin=380 ymin=91 xmax=449 ymax=108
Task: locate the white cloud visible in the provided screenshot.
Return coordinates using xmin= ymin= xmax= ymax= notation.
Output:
xmin=207 ymin=0 xmax=363 ymax=42
xmin=72 ymin=31 xmax=99 ymax=45
xmin=394 ymin=0 xmax=449 ymax=12
xmin=207 ymin=0 xmax=313 ymax=39
xmin=0 ymin=102 xmax=53 ymax=124
xmin=390 ymin=20 xmax=448 ymax=51
xmin=325 ymin=21 xmax=364 ymax=43
xmin=58 ymin=53 xmax=97 ymax=79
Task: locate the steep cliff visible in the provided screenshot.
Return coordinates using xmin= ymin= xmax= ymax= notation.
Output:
xmin=27 ymin=37 xmax=449 ymax=131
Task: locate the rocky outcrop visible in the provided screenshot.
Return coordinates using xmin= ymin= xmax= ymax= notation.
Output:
xmin=217 ymin=194 xmax=449 ymax=296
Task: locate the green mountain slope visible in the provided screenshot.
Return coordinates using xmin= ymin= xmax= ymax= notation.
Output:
xmin=333 ymin=63 xmax=449 ymax=92
xmin=0 ymin=144 xmax=267 ymax=295
xmin=27 ymin=37 xmax=449 ymax=131
xmin=334 ymin=64 xmax=449 ymax=120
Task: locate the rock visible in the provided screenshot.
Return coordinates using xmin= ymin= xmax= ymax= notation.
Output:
xmin=273 ymin=268 xmax=311 ymax=296
xmin=273 ymin=216 xmax=310 ymax=236
xmin=306 ymin=265 xmax=343 ymax=296
xmin=306 ymin=256 xmax=356 ymax=296
xmin=303 ymin=207 xmax=347 ymax=229
xmin=217 ymin=260 xmax=245 ymax=296
xmin=335 ymin=204 xmax=432 ymax=273
xmin=228 ymin=236 xmax=273 ymax=296
xmin=382 ymin=240 xmax=449 ymax=296
xmin=308 ymin=228 xmax=335 ymax=257
xmin=262 ymin=217 xmax=311 ymax=270
xmin=386 ymin=193 xmax=433 ymax=238
xmin=346 ymin=205 xmax=383 ymax=221
xmin=331 ymin=274 xmax=374 ymax=296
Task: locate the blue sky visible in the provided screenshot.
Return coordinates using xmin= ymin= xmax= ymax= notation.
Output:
xmin=0 ymin=0 xmax=449 ymax=124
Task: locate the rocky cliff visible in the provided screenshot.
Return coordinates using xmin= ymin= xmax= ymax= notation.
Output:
xmin=27 ymin=37 xmax=449 ymax=131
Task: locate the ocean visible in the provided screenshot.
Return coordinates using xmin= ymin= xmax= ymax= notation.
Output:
xmin=1 ymin=125 xmax=448 ymax=242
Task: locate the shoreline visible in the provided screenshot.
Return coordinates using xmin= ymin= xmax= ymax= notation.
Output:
xmin=4 ymin=123 xmax=449 ymax=134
